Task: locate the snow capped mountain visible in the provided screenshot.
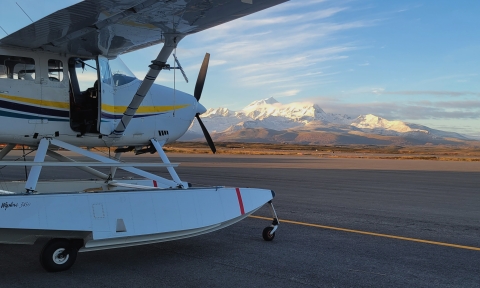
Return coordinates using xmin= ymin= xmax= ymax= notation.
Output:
xmin=184 ymin=97 xmax=472 ymax=145
xmin=243 ymin=96 xmax=279 ymax=109
xmin=190 ymin=97 xmax=353 ymax=134
xmin=240 ymin=97 xmax=350 ymax=124
xmin=204 ymin=107 xmax=235 ymax=117
xmin=351 ymin=114 xmax=429 ymax=135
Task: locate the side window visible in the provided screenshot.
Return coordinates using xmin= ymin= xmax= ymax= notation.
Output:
xmin=73 ymin=58 xmax=97 ymax=91
xmin=0 ymin=55 xmax=35 ymax=80
xmin=48 ymin=59 xmax=63 ymax=82
xmin=98 ymin=57 xmax=112 ymax=85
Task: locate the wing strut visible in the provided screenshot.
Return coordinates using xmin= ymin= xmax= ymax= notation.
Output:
xmin=110 ymin=34 xmax=184 ymax=138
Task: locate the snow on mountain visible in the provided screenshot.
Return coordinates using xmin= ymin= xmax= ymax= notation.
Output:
xmin=351 ymin=114 xmax=429 ymax=135
xmin=203 ymin=107 xmax=235 ymax=117
xmin=199 ymin=108 xmax=248 ymax=133
xmin=241 ymin=97 xmax=350 ymax=124
xmin=243 ymin=96 xmax=279 ymax=109
xmin=225 ymin=117 xmax=303 ymax=133
xmin=186 ymin=97 xmax=470 ymax=142
xmin=244 ymin=102 xmax=322 ymax=122
xmin=189 ymin=97 xmax=353 ymax=134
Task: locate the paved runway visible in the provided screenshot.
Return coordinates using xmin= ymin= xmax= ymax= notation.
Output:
xmin=0 ymin=152 xmax=479 ymax=287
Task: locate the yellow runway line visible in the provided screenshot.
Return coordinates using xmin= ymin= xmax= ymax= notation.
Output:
xmin=249 ymin=215 xmax=480 ymax=251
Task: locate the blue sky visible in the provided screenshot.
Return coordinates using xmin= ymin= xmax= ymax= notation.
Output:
xmin=1 ymin=0 xmax=479 ymax=138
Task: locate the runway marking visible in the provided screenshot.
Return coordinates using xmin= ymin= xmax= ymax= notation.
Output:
xmin=249 ymin=215 xmax=480 ymax=251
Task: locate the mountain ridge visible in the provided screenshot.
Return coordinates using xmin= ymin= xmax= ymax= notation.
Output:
xmin=182 ymin=97 xmax=474 ymax=146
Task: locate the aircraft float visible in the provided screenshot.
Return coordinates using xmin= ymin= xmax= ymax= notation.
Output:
xmin=0 ymin=0 xmax=286 ymax=272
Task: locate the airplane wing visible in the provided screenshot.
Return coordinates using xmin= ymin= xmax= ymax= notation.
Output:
xmin=0 ymin=0 xmax=287 ymax=58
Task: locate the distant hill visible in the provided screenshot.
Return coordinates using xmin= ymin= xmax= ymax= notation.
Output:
xmin=181 ymin=97 xmax=478 ymax=146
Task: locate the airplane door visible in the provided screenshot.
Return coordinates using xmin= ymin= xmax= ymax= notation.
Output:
xmin=97 ymin=56 xmax=115 ymax=135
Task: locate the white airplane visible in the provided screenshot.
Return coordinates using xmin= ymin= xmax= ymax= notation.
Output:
xmin=0 ymin=0 xmax=285 ymax=272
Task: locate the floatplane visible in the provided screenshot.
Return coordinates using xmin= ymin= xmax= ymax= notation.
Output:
xmin=0 ymin=0 xmax=285 ymax=272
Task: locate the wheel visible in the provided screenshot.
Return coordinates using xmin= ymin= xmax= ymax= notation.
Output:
xmin=40 ymin=239 xmax=78 ymax=272
xmin=262 ymin=226 xmax=275 ymax=241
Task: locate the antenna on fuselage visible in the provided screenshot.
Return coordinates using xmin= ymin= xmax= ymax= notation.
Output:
xmin=16 ymin=2 xmax=34 ymax=23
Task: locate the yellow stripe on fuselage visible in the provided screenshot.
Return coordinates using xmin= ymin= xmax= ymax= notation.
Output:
xmin=0 ymin=93 xmax=190 ymax=114
xmin=101 ymin=103 xmax=190 ymax=114
xmin=0 ymin=93 xmax=69 ymax=109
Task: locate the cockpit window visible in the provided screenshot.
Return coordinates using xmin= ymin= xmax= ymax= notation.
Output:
xmin=99 ymin=57 xmax=112 ymax=85
xmin=109 ymin=57 xmax=137 ymax=87
xmin=0 ymin=55 xmax=35 ymax=80
xmin=74 ymin=59 xmax=97 ymax=91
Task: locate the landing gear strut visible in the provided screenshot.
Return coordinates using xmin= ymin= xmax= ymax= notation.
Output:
xmin=40 ymin=238 xmax=82 ymax=272
xmin=262 ymin=201 xmax=279 ymax=241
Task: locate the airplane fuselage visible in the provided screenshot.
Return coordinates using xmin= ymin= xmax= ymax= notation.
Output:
xmin=0 ymin=47 xmax=200 ymax=148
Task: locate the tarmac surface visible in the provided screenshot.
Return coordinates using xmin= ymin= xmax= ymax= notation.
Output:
xmin=0 ymin=152 xmax=479 ymax=287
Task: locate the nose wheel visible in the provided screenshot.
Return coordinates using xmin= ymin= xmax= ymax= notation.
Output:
xmin=262 ymin=226 xmax=276 ymax=241
xmin=262 ymin=201 xmax=279 ymax=241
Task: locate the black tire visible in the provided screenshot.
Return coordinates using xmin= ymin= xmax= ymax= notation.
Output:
xmin=40 ymin=239 xmax=78 ymax=272
xmin=262 ymin=226 xmax=275 ymax=241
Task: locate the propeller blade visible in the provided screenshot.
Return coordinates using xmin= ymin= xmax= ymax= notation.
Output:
xmin=194 ymin=53 xmax=210 ymax=101
xmin=196 ymin=114 xmax=216 ymax=154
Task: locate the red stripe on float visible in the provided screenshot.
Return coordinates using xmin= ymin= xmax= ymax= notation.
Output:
xmin=153 ymin=180 xmax=158 ymax=187
xmin=235 ymin=188 xmax=245 ymax=215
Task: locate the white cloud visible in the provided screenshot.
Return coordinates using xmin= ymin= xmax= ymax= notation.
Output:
xmin=198 ymin=9 xmax=375 ymax=96
xmin=421 ymin=73 xmax=478 ymax=84
xmin=372 ymin=89 xmax=480 ymax=97
xmin=270 ymin=89 xmax=301 ymax=98
xmin=210 ymin=59 xmax=227 ymax=67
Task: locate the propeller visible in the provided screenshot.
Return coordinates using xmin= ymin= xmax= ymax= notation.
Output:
xmin=196 ymin=114 xmax=216 ymax=154
xmin=194 ymin=53 xmax=210 ymax=102
xmin=194 ymin=53 xmax=216 ymax=154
